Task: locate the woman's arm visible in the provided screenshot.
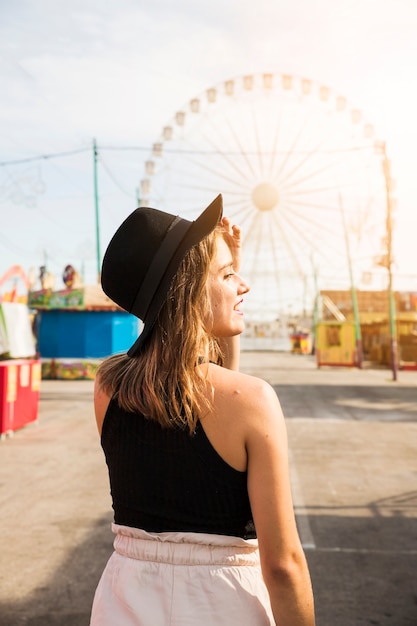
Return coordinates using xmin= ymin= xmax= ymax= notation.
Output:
xmin=245 ymin=380 xmax=315 ymax=625
xmin=94 ymin=374 xmax=111 ymax=436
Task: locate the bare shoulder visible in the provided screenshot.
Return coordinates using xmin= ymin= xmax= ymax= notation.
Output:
xmin=201 ymin=364 xmax=285 ymax=471
xmin=208 ymin=363 xmax=283 ymax=425
xmin=94 ymin=373 xmax=112 ymax=436
xmin=209 ymin=363 xmax=279 ymax=404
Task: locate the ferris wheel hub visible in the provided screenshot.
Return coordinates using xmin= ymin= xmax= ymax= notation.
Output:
xmin=252 ymin=182 xmax=279 ymax=212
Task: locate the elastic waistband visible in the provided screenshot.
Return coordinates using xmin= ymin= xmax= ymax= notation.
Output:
xmin=112 ymin=524 xmax=260 ymax=566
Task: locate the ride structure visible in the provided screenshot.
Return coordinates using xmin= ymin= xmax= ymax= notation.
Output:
xmin=137 ymin=71 xmax=390 ymax=333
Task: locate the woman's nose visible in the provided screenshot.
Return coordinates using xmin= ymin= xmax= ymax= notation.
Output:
xmin=238 ymin=275 xmax=250 ymax=294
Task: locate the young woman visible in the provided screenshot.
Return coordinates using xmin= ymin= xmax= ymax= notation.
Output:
xmin=90 ymin=195 xmax=315 ymax=625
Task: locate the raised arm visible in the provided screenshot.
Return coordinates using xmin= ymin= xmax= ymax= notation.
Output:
xmin=245 ymin=379 xmax=315 ymax=625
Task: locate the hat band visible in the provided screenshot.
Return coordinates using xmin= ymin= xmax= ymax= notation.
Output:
xmin=131 ymin=216 xmax=190 ymax=320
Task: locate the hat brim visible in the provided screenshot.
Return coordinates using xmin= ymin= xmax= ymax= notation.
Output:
xmin=127 ymin=194 xmax=223 ymax=357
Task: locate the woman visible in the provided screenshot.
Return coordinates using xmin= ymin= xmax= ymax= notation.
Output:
xmin=90 ymin=195 xmax=315 ymax=625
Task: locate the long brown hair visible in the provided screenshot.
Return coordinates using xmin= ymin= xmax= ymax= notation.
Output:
xmin=96 ymin=226 xmax=223 ymax=432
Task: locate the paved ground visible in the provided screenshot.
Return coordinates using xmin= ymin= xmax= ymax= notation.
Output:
xmin=0 ymin=352 xmax=416 ymax=625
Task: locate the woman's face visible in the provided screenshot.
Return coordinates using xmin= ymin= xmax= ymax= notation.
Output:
xmin=207 ymin=236 xmax=250 ymax=337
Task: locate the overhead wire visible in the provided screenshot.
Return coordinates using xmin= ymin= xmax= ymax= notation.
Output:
xmin=98 ymin=154 xmax=136 ymax=198
xmin=0 ymin=146 xmax=91 ymax=167
xmin=0 ymin=141 xmax=378 ymax=168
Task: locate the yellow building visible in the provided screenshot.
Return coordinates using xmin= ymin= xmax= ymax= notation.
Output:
xmin=317 ymin=290 xmax=417 ymax=369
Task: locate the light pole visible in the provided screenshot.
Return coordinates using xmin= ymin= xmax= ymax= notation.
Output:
xmin=311 ymin=254 xmax=319 ymax=356
xmin=93 ymin=138 xmax=101 ymax=282
xmin=339 ymin=194 xmax=363 ymax=368
xmin=381 ymin=141 xmax=398 ymax=381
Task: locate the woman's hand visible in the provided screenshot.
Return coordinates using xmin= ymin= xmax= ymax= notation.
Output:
xmin=221 ymin=216 xmax=241 ymax=272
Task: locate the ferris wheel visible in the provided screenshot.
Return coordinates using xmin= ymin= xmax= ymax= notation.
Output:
xmin=138 ymin=72 xmax=389 ymax=323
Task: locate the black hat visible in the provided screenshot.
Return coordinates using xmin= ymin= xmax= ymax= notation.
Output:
xmin=101 ymin=194 xmax=223 ymax=356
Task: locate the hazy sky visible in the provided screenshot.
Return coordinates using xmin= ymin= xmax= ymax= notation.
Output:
xmin=1 ymin=0 xmax=416 ymax=298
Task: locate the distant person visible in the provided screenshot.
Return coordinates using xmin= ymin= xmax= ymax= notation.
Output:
xmin=90 ymin=195 xmax=315 ymax=625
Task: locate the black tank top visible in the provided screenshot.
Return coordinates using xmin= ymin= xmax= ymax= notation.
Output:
xmin=101 ymin=398 xmax=256 ymax=539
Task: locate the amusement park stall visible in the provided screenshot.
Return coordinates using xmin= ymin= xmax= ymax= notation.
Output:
xmin=0 ymin=301 xmax=40 ymax=437
xmin=316 ymin=289 xmax=417 ymax=369
xmin=315 ymin=321 xmax=357 ymax=367
xmin=29 ymin=284 xmax=140 ymax=379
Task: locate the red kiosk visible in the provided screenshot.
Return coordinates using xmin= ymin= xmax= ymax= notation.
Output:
xmin=0 ymin=299 xmax=40 ymax=438
xmin=0 ymin=359 xmax=41 ymax=436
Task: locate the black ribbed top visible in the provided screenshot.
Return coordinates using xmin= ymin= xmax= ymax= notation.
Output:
xmin=101 ymin=398 xmax=256 ymax=539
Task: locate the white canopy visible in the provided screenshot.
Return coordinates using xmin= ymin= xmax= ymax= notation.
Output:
xmin=0 ymin=302 xmax=36 ymax=358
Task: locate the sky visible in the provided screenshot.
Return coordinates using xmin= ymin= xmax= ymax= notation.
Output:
xmin=0 ymin=0 xmax=416 ymax=310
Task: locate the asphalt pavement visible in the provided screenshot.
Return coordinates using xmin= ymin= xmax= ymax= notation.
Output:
xmin=0 ymin=352 xmax=416 ymax=626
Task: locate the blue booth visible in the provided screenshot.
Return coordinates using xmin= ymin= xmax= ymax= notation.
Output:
xmin=29 ymin=285 xmax=140 ymax=379
xmin=37 ymin=309 xmax=139 ymax=358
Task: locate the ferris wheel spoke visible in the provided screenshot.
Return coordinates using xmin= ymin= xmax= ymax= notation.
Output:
xmin=202 ymin=105 xmax=260 ymax=179
xmin=223 ymin=118 xmax=259 ymax=179
xmin=226 ymin=202 xmax=256 ymax=237
xmin=272 ymin=107 xmax=315 ymax=183
xmin=276 ymin=143 xmax=328 ymax=189
xmin=266 ymin=217 xmax=283 ymax=294
xmin=266 ymin=225 xmax=280 ymax=272
xmin=250 ymin=103 xmax=266 ymax=178
xmin=242 ymin=213 xmax=266 ymax=287
xmin=284 ymin=197 xmax=340 ymax=213
xmin=166 ymin=152 xmax=253 ymax=192
xmin=168 ymin=175 xmax=248 ymax=195
xmin=174 ymin=182 xmax=251 ymax=200
xmin=283 ymin=199 xmax=340 ymax=232
xmin=199 ymin=129 xmax=259 ymax=182
xmin=284 ymin=180 xmax=350 ymax=197
xmin=284 ymin=201 xmax=343 ymax=242
xmin=241 ymin=210 xmax=262 ymax=252
xmin=223 ymin=191 xmax=255 ymax=201
xmin=166 ymin=126 xmax=253 ymax=186
xmin=279 ymin=155 xmax=348 ymax=193
xmin=275 ymin=104 xmax=349 ymax=188
xmin=220 ymin=197 xmax=257 ymax=226
xmin=270 ymin=212 xmax=307 ymax=280
xmin=266 ymin=106 xmax=283 ymax=180
xmin=227 ymin=202 xmax=254 ymax=227
xmin=276 ymin=218 xmax=331 ymax=269
xmin=279 ymin=206 xmax=344 ymax=260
